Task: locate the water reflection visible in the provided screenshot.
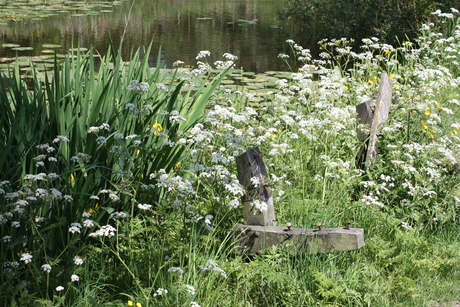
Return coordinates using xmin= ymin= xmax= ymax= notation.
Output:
xmin=0 ymin=0 xmax=302 ymax=72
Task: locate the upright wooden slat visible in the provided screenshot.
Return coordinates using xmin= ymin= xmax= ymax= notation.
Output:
xmin=236 ymin=147 xmax=276 ymax=226
xmin=364 ymin=73 xmax=392 ymax=167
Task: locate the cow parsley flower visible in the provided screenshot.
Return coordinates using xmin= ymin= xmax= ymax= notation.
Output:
xmin=73 ymin=256 xmax=84 ymax=265
xmin=185 ymin=284 xmax=196 ymax=295
xmin=127 ymin=80 xmax=151 ymax=94
xmin=89 ymin=225 xmax=117 ymax=237
xmin=83 ymin=219 xmax=94 ymax=227
xmin=153 ymin=288 xmax=168 ymax=297
xmin=168 ymin=266 xmax=184 ymax=274
xmin=20 ymin=253 xmax=33 ymax=264
xmin=42 ymin=264 xmax=52 ymax=273
xmin=137 ymin=203 xmax=152 ymax=210
xmin=71 ymin=274 xmax=79 ymax=282
xmin=199 ymin=259 xmax=227 ymax=278
xmin=196 ymin=50 xmax=211 ymax=60
xmin=68 ymin=223 xmax=82 ymax=234
xmin=53 ymin=135 xmax=70 ymax=143
xmin=56 ymin=286 xmax=64 ymax=292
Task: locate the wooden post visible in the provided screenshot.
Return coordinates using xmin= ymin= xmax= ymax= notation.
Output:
xmin=236 ymin=147 xmax=276 ymax=226
xmin=356 ymin=73 xmax=392 ymax=168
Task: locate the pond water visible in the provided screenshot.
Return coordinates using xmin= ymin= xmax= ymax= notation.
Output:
xmin=0 ymin=0 xmax=304 ymax=72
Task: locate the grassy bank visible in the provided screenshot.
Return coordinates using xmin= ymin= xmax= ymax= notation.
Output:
xmin=1 ymin=9 xmax=460 ymax=307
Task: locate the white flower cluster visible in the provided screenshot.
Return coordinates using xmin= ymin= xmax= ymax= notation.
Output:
xmin=89 ymin=225 xmax=116 ymax=237
xmin=167 ymin=266 xmax=184 ymax=274
xmin=126 ymin=80 xmax=151 ymax=94
xmin=153 ymin=288 xmax=168 ymax=297
xmin=20 ymin=253 xmax=33 ymax=264
xmin=185 ymin=284 xmax=196 ymax=295
xmin=88 ymin=123 xmax=110 ymax=133
xmin=41 ymin=264 xmax=52 ymax=273
xmin=198 ymin=259 xmax=227 ymax=278
xmin=73 ymin=256 xmax=84 ymax=265
xmin=68 ymin=222 xmax=82 ymax=234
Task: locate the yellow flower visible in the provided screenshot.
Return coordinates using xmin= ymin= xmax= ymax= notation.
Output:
xmin=127 ymin=301 xmax=134 ymax=306
xmin=136 ymin=303 xmax=142 ymax=307
xmin=136 ymin=149 xmax=140 ymax=156
xmin=174 ymin=162 xmax=181 ymax=170
xmin=270 ymin=134 xmax=277 ymax=140
xmin=421 ymin=123 xmax=428 ymax=129
xmin=86 ymin=203 xmax=99 ymax=215
xmin=424 ymin=108 xmax=431 ymax=116
xmin=384 ymin=49 xmax=390 ymax=54
xmin=148 ymin=121 xmax=163 ymax=135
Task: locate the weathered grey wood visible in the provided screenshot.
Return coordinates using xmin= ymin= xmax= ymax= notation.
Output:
xmin=235 ymin=224 xmax=365 ymax=255
xmin=356 ymin=73 xmax=393 ymax=168
xmin=235 ymin=148 xmax=364 ymax=255
xmin=236 ymin=147 xmax=276 ymax=226
xmin=363 ymin=73 xmax=392 ymax=168
xmin=356 ymin=99 xmax=375 ymax=142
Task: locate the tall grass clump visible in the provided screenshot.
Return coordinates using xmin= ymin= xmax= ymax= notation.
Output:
xmin=2 ymin=8 xmax=460 ymax=307
xmin=0 ymin=44 xmax=235 ymax=306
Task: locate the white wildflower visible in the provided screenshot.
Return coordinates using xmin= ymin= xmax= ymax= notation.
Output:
xmin=83 ymin=219 xmax=94 ymax=228
xmin=153 ymin=288 xmax=168 ymax=297
xmin=89 ymin=225 xmax=117 ymax=237
xmin=20 ymin=253 xmax=33 ymax=264
xmin=196 ymin=50 xmax=211 ymax=60
xmin=167 ymin=267 xmax=184 ymax=274
xmin=199 ymin=259 xmax=227 ymax=278
xmin=127 ymin=80 xmax=151 ymax=93
xmin=42 ymin=264 xmax=52 ymax=273
xmin=73 ymin=256 xmax=84 ymax=265
xmin=68 ymin=223 xmax=82 ymax=234
xmin=185 ymin=284 xmax=196 ymax=295
xmin=138 ymin=203 xmax=152 ymax=210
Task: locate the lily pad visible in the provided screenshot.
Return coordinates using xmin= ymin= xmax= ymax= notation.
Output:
xmin=70 ymin=47 xmax=88 ymax=52
xmin=42 ymin=44 xmax=62 ymax=49
xmin=12 ymin=47 xmax=34 ymax=51
xmin=3 ymin=43 xmax=20 ymax=48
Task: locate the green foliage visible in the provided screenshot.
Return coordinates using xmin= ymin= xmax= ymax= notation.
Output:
xmin=0 ymin=44 xmax=232 ymax=306
xmin=278 ymin=0 xmax=460 ymax=47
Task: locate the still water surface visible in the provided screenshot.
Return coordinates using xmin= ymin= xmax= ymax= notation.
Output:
xmin=0 ymin=0 xmax=302 ymax=72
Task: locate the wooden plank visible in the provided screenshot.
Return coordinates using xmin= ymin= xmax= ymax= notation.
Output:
xmin=236 ymin=147 xmax=276 ymax=226
xmin=235 ymin=224 xmax=364 ymax=255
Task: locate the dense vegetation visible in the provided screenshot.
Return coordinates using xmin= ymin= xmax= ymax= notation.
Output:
xmin=279 ymin=0 xmax=460 ymax=48
xmin=1 ymin=8 xmax=460 ymax=307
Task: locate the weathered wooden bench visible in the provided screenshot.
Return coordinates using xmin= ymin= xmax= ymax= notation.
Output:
xmin=233 ymin=73 xmax=392 ymax=255
xmin=234 ymin=147 xmax=364 ymax=255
